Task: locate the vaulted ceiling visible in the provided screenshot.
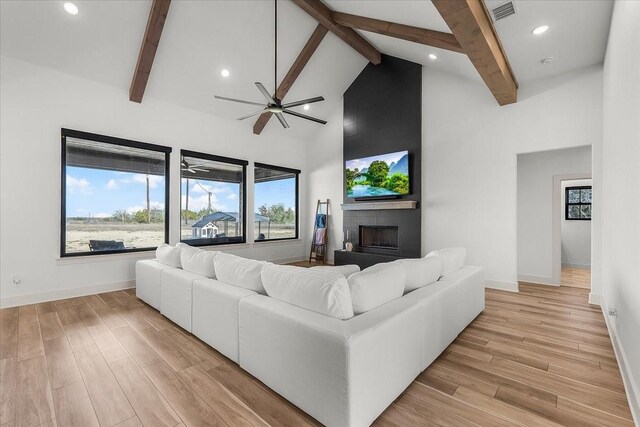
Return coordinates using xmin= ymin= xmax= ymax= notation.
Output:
xmin=0 ymin=1 xmax=613 ymax=140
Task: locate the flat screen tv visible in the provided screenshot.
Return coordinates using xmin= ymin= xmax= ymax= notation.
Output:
xmin=345 ymin=150 xmax=409 ymax=198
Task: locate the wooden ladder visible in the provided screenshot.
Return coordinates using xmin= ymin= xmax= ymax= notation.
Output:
xmin=309 ymin=199 xmax=329 ymax=264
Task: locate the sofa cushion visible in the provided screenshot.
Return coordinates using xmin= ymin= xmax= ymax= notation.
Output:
xmin=261 ymin=264 xmax=354 ymax=320
xmin=394 ymin=256 xmax=443 ymax=293
xmin=180 ymin=246 xmax=218 ymax=278
xmin=214 ymin=252 xmax=268 ymax=294
xmin=311 ymin=264 xmax=360 ymax=278
xmin=348 ymin=262 xmax=406 ymax=315
xmin=427 ymin=247 xmax=466 ymax=276
xmin=155 ymin=243 xmax=186 ymax=268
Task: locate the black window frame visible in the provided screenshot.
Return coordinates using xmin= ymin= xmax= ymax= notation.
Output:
xmin=180 ymin=149 xmax=248 ymax=247
xmin=253 ymin=162 xmax=301 ymax=242
xmin=565 ymin=185 xmax=592 ymax=221
xmin=60 ymin=128 xmax=172 ymax=258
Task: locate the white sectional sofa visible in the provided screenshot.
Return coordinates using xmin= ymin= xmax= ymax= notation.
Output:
xmin=136 ymin=245 xmax=485 ymax=427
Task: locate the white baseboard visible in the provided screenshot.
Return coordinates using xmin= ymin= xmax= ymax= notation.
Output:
xmin=600 ymin=301 xmax=640 ymax=425
xmin=588 ymin=293 xmax=602 ymax=306
xmin=517 ymin=274 xmax=558 ymax=286
xmin=0 ymin=280 xmax=135 ymax=309
xmin=561 ymin=263 xmax=591 ymax=270
xmin=485 ymin=280 xmax=519 ymax=293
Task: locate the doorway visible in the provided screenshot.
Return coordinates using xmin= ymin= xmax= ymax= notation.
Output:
xmin=559 ymin=178 xmax=592 ymax=288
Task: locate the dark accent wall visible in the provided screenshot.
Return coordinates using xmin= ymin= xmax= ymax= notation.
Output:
xmin=342 ymin=55 xmax=422 ymax=259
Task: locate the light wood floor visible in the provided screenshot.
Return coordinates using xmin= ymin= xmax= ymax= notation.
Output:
xmin=561 ymin=267 xmax=592 ymax=289
xmin=0 ymin=284 xmax=633 ymax=426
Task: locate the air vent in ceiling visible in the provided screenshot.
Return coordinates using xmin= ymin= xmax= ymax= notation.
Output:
xmin=491 ymin=2 xmax=516 ymax=21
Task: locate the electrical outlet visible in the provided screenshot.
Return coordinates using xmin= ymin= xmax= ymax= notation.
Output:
xmin=608 ymin=306 xmax=618 ymax=317
xmin=13 ymin=275 xmax=22 ymax=286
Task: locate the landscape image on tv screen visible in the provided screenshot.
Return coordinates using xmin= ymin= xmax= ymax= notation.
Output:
xmin=345 ymin=150 xmax=409 ymax=198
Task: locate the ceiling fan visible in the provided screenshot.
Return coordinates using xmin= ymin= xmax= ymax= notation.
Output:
xmin=214 ymin=0 xmax=327 ymax=128
xmin=181 ymin=157 xmax=208 ymax=174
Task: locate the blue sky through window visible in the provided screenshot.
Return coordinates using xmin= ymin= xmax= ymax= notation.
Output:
xmin=66 ymin=166 xmax=165 ymax=218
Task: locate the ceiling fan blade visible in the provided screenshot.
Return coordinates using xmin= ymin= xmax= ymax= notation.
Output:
xmin=283 ymin=109 xmax=327 ymax=125
xmin=281 ymin=96 xmax=325 ymax=109
xmin=214 ymin=95 xmax=265 ymax=107
xmin=237 ymin=109 xmax=268 ymax=120
xmin=275 ymin=113 xmax=290 ymax=129
xmin=255 ymin=82 xmax=276 ymax=104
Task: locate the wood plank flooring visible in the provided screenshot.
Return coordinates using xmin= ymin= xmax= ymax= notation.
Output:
xmin=0 ymin=284 xmax=633 ymax=426
xmin=561 ymin=267 xmax=591 ymax=289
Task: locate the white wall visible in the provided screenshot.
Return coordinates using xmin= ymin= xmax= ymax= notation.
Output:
xmin=422 ymin=65 xmax=603 ymax=291
xmin=561 ymin=178 xmax=592 ymax=269
xmin=0 ymin=56 xmax=308 ymax=307
xmin=305 ymin=101 xmax=344 ymax=263
xmin=516 ymin=147 xmax=591 ymax=284
xmin=600 ymin=0 xmax=640 ymax=420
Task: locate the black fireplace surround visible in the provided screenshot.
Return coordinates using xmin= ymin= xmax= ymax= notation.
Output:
xmin=337 ymin=55 xmax=422 ymax=268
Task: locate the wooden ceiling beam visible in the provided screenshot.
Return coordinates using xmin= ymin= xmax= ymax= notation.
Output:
xmin=290 ymin=0 xmax=381 ymax=65
xmin=129 ymin=0 xmax=171 ymax=103
xmin=253 ymin=24 xmax=329 ymax=135
xmin=332 ymin=11 xmax=464 ymax=54
xmin=431 ymin=0 xmax=518 ymax=105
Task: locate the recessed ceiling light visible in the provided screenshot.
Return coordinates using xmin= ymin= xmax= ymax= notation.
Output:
xmin=303 ymin=104 xmax=310 ymax=111
xmin=428 ymin=53 xmax=438 ymax=60
xmin=220 ymin=69 xmax=230 ymax=77
xmin=532 ymin=25 xmax=549 ymax=35
xmin=63 ymin=2 xmax=78 ymax=15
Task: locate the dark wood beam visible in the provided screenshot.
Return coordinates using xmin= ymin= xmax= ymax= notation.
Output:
xmin=129 ymin=0 xmax=171 ymax=103
xmin=290 ymin=0 xmax=381 ymax=65
xmin=431 ymin=0 xmax=517 ymax=105
xmin=253 ymin=24 xmax=329 ymax=135
xmin=332 ymin=11 xmax=464 ymax=54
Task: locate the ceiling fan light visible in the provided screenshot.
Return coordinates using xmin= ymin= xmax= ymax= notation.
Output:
xmin=303 ymin=104 xmax=310 ymax=110
xmin=220 ymin=69 xmax=230 ymax=77
xmin=63 ymin=2 xmax=78 ymax=15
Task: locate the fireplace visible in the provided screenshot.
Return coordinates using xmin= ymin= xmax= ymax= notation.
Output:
xmin=359 ymin=225 xmax=399 ymax=250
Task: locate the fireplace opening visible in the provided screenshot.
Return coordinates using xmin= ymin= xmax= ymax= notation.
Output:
xmin=359 ymin=225 xmax=399 ymax=250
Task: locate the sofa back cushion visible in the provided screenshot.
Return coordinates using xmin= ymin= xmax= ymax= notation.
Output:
xmin=180 ymin=246 xmax=218 ymax=278
xmin=348 ymin=262 xmax=406 ymax=315
xmin=156 ymin=243 xmax=186 ymax=268
xmin=310 ymin=264 xmax=360 ymax=278
xmin=427 ymin=247 xmax=466 ymax=276
xmin=261 ymin=264 xmax=354 ymax=320
xmin=214 ymin=252 xmax=268 ymax=294
xmin=394 ymin=256 xmax=443 ymax=293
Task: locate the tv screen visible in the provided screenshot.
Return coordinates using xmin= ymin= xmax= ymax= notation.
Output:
xmin=345 ymin=150 xmax=409 ymax=198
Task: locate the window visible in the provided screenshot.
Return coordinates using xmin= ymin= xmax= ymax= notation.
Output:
xmin=180 ymin=150 xmax=247 ymax=246
xmin=565 ymin=186 xmax=592 ymax=220
xmin=254 ymin=163 xmax=300 ymax=241
xmin=61 ymin=129 xmax=171 ymax=256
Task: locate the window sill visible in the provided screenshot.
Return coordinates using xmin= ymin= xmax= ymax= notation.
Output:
xmin=252 ymin=238 xmax=303 ymax=248
xmin=56 ymin=249 xmax=155 ymax=265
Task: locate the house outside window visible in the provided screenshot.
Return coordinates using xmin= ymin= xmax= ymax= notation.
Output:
xmin=254 ymin=163 xmax=300 ymax=241
xmin=180 ymin=150 xmax=247 ymax=246
xmin=61 ymin=129 xmax=171 ymax=256
xmin=565 ymin=185 xmax=592 ymax=220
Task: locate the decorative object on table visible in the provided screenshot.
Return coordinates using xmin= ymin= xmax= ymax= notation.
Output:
xmin=345 ymin=242 xmax=354 ymax=252
xmin=343 ymin=229 xmax=352 ymax=251
xmin=309 ymin=199 xmax=329 ymax=264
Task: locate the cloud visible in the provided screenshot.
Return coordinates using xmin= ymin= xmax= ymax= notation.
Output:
xmin=181 ymin=193 xmax=227 ymax=213
xmin=93 ymin=212 xmax=111 ymax=218
xmin=66 ymin=175 xmax=92 ymax=195
xmin=126 ymin=200 xmax=165 ymax=214
xmin=132 ymin=174 xmax=164 ymax=188
xmin=190 ymin=182 xmax=230 ymax=195
xmin=226 ymin=193 xmax=238 ymax=200
xmin=106 ymin=179 xmax=118 ymax=190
